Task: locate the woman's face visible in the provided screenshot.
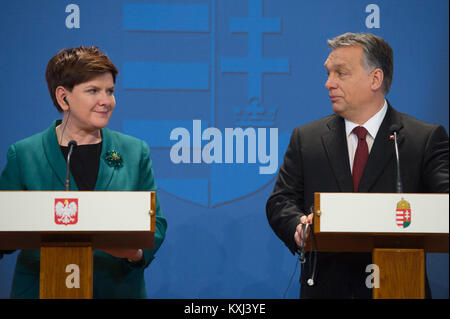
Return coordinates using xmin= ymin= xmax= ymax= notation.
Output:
xmin=64 ymin=72 xmax=116 ymax=132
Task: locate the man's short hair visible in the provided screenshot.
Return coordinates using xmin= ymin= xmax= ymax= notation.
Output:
xmin=45 ymin=46 xmax=118 ymax=112
xmin=327 ymin=33 xmax=393 ymax=94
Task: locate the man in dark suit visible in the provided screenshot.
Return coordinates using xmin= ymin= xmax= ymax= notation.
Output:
xmin=266 ymin=33 xmax=449 ymax=298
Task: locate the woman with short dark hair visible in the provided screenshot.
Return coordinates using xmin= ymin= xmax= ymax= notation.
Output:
xmin=0 ymin=46 xmax=167 ymax=298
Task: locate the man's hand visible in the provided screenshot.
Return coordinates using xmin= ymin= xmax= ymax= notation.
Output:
xmin=101 ymin=249 xmax=143 ymax=262
xmin=294 ymin=213 xmax=313 ymax=248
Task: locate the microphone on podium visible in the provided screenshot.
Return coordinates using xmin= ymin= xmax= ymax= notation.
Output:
xmin=389 ymin=124 xmax=403 ymax=193
xmin=65 ymin=140 xmax=77 ymax=191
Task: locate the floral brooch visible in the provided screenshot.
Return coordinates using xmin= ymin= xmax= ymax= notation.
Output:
xmin=104 ymin=150 xmax=123 ymax=168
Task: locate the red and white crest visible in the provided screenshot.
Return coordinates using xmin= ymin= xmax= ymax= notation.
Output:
xmin=54 ymin=198 xmax=78 ymax=225
xmin=396 ymin=208 xmax=411 ymax=229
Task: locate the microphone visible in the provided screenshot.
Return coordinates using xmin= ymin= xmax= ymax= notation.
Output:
xmin=304 ymin=223 xmax=317 ymax=286
xmin=297 ymin=220 xmax=318 ymax=287
xmin=297 ymin=223 xmax=309 ymax=264
xmin=65 ymin=140 xmax=77 ymax=191
xmin=307 ymin=235 xmax=318 ymax=286
xmin=389 ymin=124 xmax=403 ymax=193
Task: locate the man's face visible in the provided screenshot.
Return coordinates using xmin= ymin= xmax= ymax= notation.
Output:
xmin=324 ymin=45 xmax=374 ymax=122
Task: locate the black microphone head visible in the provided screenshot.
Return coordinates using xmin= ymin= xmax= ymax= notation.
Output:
xmin=389 ymin=124 xmax=401 ymax=134
xmin=68 ymin=140 xmax=78 ymax=148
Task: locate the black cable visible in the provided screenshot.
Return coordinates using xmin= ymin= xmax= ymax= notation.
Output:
xmin=284 ymin=219 xmax=310 ymax=298
xmin=306 ymin=223 xmax=318 ymax=286
xmin=298 ymin=223 xmax=309 ymax=264
xmin=283 ymin=256 xmax=300 ymax=299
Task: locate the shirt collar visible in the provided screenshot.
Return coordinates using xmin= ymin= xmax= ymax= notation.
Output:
xmin=345 ymin=99 xmax=388 ymax=139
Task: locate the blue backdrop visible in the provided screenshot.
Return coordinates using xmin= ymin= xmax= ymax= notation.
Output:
xmin=0 ymin=0 xmax=448 ymax=298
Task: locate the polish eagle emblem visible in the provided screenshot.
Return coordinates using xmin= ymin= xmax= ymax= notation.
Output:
xmin=55 ymin=199 xmax=78 ymax=225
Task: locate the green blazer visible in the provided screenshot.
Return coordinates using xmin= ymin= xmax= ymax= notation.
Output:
xmin=0 ymin=120 xmax=167 ymax=298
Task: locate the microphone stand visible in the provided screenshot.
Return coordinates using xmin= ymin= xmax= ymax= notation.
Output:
xmin=65 ymin=140 xmax=77 ymax=191
xmin=392 ymin=131 xmax=403 ymax=193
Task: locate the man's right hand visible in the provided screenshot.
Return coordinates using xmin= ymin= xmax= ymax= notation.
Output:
xmin=294 ymin=213 xmax=313 ymax=248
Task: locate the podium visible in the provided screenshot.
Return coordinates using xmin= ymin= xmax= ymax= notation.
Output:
xmin=0 ymin=191 xmax=156 ymax=299
xmin=312 ymin=193 xmax=449 ymax=299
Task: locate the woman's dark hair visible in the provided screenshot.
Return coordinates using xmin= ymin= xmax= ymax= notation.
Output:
xmin=45 ymin=46 xmax=118 ymax=112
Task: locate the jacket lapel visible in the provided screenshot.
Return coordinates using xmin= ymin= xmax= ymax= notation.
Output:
xmin=321 ymin=115 xmax=354 ymax=192
xmin=42 ymin=120 xmax=117 ymax=191
xmin=94 ymin=127 xmax=115 ymax=190
xmin=358 ymin=103 xmax=403 ymax=192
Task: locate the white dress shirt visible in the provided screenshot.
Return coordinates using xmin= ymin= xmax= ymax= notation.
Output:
xmin=345 ymin=100 xmax=388 ymax=173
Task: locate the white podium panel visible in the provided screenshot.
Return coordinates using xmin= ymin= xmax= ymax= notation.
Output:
xmin=0 ymin=191 xmax=155 ymax=249
xmin=316 ymin=193 xmax=449 ymax=234
xmin=0 ymin=191 xmax=152 ymax=231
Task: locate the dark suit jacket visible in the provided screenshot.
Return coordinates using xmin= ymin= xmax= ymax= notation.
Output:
xmin=0 ymin=120 xmax=168 ymax=298
xmin=266 ymin=103 xmax=449 ymax=298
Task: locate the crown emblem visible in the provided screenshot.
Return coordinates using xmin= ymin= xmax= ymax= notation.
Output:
xmin=234 ymin=98 xmax=277 ymax=127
